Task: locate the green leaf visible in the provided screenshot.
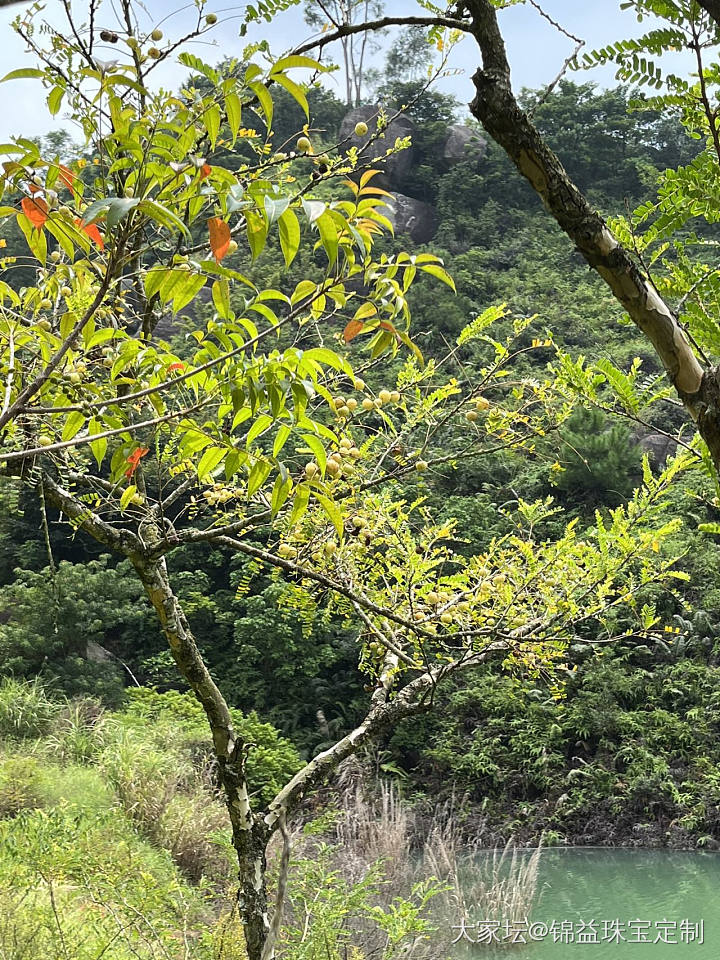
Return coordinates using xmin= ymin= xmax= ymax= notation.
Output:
xmin=419 ymin=262 xmax=456 ymax=291
xmin=314 ymin=491 xmax=344 ymax=539
xmin=246 ymin=209 xmax=268 ymax=261
xmin=225 ymin=92 xmax=242 ymax=142
xmin=278 ymin=207 xmax=300 ymax=267
xmin=270 ymin=55 xmax=324 ymax=74
xmin=273 ymin=423 xmax=291 ymax=457
xmin=47 ymin=85 xmax=64 ymax=117
xmin=212 ymin=278 xmax=231 ymax=319
xmin=300 ymin=433 xmax=326 ymax=474
xmin=270 ymin=472 xmax=292 ymax=517
xmin=88 ymin=418 xmax=107 ymax=468
xmin=204 ymin=103 xmax=222 ymax=148
xmin=247 ymin=458 xmax=272 ymax=497
xmin=197 ymin=445 xmax=228 ymax=480
xmin=248 ymin=80 xmax=273 ymax=130
xmin=1 ymin=68 xmax=45 ymax=82
xmin=62 ymin=411 xmax=85 ymax=443
xmin=172 ymin=273 xmax=206 ymax=313
xmin=288 ymin=483 xmax=310 ymax=527
xmin=120 ymin=485 xmax=137 ymax=511
xmin=315 ymin=211 xmax=338 ymax=264
xmin=246 ymin=412 xmax=273 ymax=447
xmin=272 ymin=73 xmax=308 ymax=118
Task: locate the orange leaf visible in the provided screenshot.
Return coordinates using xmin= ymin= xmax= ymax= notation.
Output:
xmin=168 ymin=362 xmax=185 ymax=372
xmin=199 ymin=163 xmax=212 ymax=181
xmin=21 ymin=196 xmax=49 ymax=229
xmin=208 ymin=217 xmax=231 ymax=262
xmin=58 ymin=164 xmax=76 ymax=196
xmin=343 ymin=319 xmax=364 ymax=343
xmin=125 ymin=446 xmax=149 ymax=478
xmin=75 ymin=218 xmax=105 ymax=250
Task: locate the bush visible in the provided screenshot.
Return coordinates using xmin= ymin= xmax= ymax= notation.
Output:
xmin=120 ymin=687 xmax=303 ymax=807
xmin=0 ymin=677 xmax=59 ymax=739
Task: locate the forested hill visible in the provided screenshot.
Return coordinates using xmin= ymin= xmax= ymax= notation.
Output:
xmin=3 ymin=78 xmax=720 ymax=850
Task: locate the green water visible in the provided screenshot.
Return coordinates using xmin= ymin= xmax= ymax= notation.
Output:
xmin=450 ymin=848 xmax=720 ymax=957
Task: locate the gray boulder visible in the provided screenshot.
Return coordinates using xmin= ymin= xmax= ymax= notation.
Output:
xmin=339 ymin=105 xmax=415 ymax=188
xmin=636 ymin=431 xmax=677 ymax=465
xmin=386 ymin=192 xmax=438 ymax=244
xmin=443 ymin=124 xmax=487 ymax=166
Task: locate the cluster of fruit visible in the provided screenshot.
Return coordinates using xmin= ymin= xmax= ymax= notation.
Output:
xmin=98 ymin=14 xmax=217 ymax=57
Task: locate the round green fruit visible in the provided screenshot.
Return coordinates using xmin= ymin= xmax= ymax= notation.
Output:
xmin=205 ymin=13 xmax=218 ymax=25
xmin=151 ymin=28 xmax=163 ymax=41
xmin=354 ymin=121 xmax=369 ymax=137
xmin=38 ymin=434 xmax=53 ymax=447
xmin=296 ymin=136 xmax=312 ymax=153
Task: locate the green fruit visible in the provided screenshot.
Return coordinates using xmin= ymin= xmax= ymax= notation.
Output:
xmin=60 ymin=286 xmax=72 ymax=297
xmin=205 ymin=13 xmax=217 ymax=25
xmin=465 ymin=410 xmax=479 ymax=422
xmin=361 ymin=398 xmax=374 ymax=411
xmin=68 ymin=371 xmax=81 ymax=384
xmin=148 ymin=46 xmax=162 ymax=59
xmin=296 ymin=136 xmax=312 ymax=153
xmin=151 ymin=28 xmax=163 ymax=41
xmin=38 ymin=434 xmax=53 ymax=447
xmin=415 ymin=459 xmax=429 ymax=473
xmin=378 ymin=389 xmax=392 ymax=404
xmin=50 ymin=250 xmax=61 ymax=262
xmin=40 ymin=298 xmax=53 ymax=310
xmin=36 ymin=319 xmax=52 ymax=331
xmin=354 ymin=121 xmax=369 ymax=137
xmin=304 ymin=462 xmax=319 ymax=480
xmin=227 ymin=239 xmax=238 ymax=254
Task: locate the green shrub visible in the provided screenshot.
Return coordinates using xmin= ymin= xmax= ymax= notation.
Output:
xmin=0 ymin=755 xmax=43 ymax=818
xmin=121 ymin=687 xmax=302 ymax=807
xmin=0 ymin=677 xmax=59 ymax=739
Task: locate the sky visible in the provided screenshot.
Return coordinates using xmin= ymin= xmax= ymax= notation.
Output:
xmin=0 ymin=1 xmax=694 ymax=143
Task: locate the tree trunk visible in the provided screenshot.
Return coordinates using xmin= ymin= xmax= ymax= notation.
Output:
xmin=131 ymin=553 xmax=271 ymax=960
xmin=465 ymin=0 xmax=720 ymax=471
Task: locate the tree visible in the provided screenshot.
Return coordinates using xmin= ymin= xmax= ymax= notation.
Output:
xmin=0 ymin=2 xmax=686 ymax=957
xmin=303 ymin=0 xmax=385 ymax=106
xmin=293 ymin=1 xmax=720 ymax=470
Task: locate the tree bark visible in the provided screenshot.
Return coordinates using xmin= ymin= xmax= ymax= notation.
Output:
xmin=130 ymin=552 xmax=271 ymax=960
xmin=464 ymin=0 xmax=720 ymax=471
xmin=697 ymin=0 xmax=720 ymax=29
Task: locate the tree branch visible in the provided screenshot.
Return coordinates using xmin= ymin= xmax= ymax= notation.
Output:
xmin=697 ymin=0 xmax=720 ymax=29
xmin=291 ymin=14 xmax=472 ymax=58
xmin=263 ymin=644 xmax=505 ymax=830
xmin=463 ymin=0 xmax=720 ymax=468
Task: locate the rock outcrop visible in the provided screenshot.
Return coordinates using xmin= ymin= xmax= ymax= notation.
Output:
xmin=443 ymin=123 xmax=487 ymax=166
xmin=386 ymin=193 xmax=439 ymax=245
xmin=339 ymin=105 xmax=415 ymax=189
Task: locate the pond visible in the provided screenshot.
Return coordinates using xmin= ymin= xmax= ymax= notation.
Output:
xmin=449 ymin=848 xmax=720 ymax=957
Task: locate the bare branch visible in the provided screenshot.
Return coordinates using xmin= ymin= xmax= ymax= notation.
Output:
xmin=290 ymin=14 xmax=472 ymax=59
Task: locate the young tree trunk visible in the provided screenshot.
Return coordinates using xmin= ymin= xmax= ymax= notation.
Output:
xmin=465 ymin=0 xmax=720 ymax=472
xmin=130 ymin=553 xmax=271 ymax=960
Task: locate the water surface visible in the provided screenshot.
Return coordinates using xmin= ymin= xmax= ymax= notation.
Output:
xmin=450 ymin=848 xmax=720 ymax=957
